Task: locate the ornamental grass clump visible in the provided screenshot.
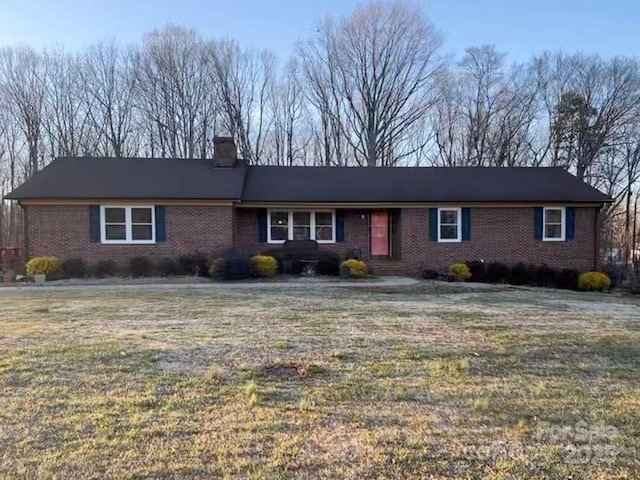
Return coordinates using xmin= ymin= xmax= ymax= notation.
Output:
xmin=341 ymin=259 xmax=368 ymax=279
xmin=447 ymin=263 xmax=472 ymax=282
xmin=26 ymin=256 xmax=61 ymax=278
xmin=578 ymin=271 xmax=611 ymax=292
xmin=251 ymin=255 xmax=278 ymax=278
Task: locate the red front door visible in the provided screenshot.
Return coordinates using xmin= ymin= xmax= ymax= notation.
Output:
xmin=371 ymin=211 xmax=390 ymax=256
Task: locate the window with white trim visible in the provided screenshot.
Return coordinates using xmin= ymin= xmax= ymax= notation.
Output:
xmin=268 ymin=210 xmax=335 ymax=243
xmin=438 ymin=207 xmax=461 ymax=242
xmin=543 ymin=207 xmax=565 ymax=241
xmin=101 ymin=206 xmax=155 ymax=244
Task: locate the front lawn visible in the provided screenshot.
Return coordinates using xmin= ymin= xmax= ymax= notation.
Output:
xmin=0 ymin=284 xmax=639 ymax=478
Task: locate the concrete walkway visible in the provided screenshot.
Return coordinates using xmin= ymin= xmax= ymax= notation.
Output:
xmin=0 ymin=276 xmax=420 ymax=293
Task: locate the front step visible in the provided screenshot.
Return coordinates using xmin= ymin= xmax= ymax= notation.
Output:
xmin=368 ymin=259 xmax=407 ymax=276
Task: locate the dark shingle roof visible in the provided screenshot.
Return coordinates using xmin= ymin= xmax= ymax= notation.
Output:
xmin=242 ymin=166 xmax=611 ymax=203
xmin=6 ymin=157 xmax=611 ymax=204
xmin=6 ymin=157 xmax=247 ymax=200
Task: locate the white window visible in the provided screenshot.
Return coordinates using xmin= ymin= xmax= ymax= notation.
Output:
xmin=438 ymin=207 xmax=461 ymax=242
xmin=101 ymin=206 xmax=155 ymax=244
xmin=543 ymin=207 xmax=565 ymax=241
xmin=267 ymin=210 xmax=335 ymax=244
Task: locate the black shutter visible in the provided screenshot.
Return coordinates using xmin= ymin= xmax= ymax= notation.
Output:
xmin=429 ymin=208 xmax=438 ymax=241
xmin=461 ymin=208 xmax=471 ymax=241
xmin=257 ymin=209 xmax=268 ymax=243
xmin=155 ymin=206 xmax=166 ymax=242
xmin=534 ymin=207 xmax=543 ymax=240
xmin=336 ymin=210 xmax=345 ymax=242
xmin=89 ymin=205 xmax=100 ymax=242
xmin=566 ymin=207 xmax=575 ymax=240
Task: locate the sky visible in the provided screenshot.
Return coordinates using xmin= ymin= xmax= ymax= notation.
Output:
xmin=0 ymin=0 xmax=638 ymax=63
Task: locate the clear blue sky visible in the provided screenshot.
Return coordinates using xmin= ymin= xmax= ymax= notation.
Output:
xmin=0 ymin=0 xmax=638 ymax=62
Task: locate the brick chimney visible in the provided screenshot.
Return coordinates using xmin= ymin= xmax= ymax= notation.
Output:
xmin=213 ymin=137 xmax=237 ymax=167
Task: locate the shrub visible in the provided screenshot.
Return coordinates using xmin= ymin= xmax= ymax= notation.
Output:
xmin=220 ymin=255 xmax=253 ymax=280
xmin=341 ymin=259 xmax=368 ymax=279
xmin=508 ymin=262 xmax=532 ymax=285
xmin=60 ymin=258 xmax=87 ymax=279
xmin=465 ymin=260 xmax=486 ymax=283
xmin=129 ymin=256 xmax=153 ymax=278
xmin=486 ymin=262 xmax=509 ymax=283
xmin=447 ymin=263 xmax=472 ymax=282
xmin=603 ymin=268 xmax=621 ymax=289
xmin=533 ymin=264 xmax=559 ymax=288
xmin=26 ymin=256 xmax=61 ymax=277
xmin=157 ymin=258 xmax=178 ymax=276
xmin=208 ymin=258 xmax=224 ymax=279
xmin=421 ymin=269 xmax=439 ymax=280
xmin=557 ymin=268 xmax=580 ymax=290
xmin=177 ymin=253 xmax=208 ymax=276
xmin=578 ymin=271 xmax=611 ymax=292
xmin=251 ymin=255 xmax=278 ymax=278
xmin=92 ymin=259 xmax=118 ymax=278
xmin=316 ymin=252 xmax=341 ymax=276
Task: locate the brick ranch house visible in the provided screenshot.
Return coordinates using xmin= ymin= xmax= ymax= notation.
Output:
xmin=7 ymin=137 xmax=612 ymax=276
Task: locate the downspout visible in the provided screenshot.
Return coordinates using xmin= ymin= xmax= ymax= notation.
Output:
xmin=18 ymin=201 xmax=28 ymax=267
xmin=593 ymin=205 xmax=601 ymax=271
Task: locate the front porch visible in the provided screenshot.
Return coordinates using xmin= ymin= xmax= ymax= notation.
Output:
xmin=234 ymin=206 xmax=405 ymax=265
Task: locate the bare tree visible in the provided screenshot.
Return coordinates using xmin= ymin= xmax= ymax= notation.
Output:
xmin=535 ymin=52 xmax=640 ymax=180
xmin=42 ymin=49 xmax=98 ymax=157
xmin=298 ymin=1 xmax=444 ymax=166
xmin=79 ymin=41 xmax=139 ymax=157
xmin=0 ymin=46 xmax=47 ymax=177
xmin=135 ymin=25 xmax=215 ymax=158
xmin=209 ymin=39 xmax=276 ymax=164
xmin=430 ymin=46 xmax=540 ymax=167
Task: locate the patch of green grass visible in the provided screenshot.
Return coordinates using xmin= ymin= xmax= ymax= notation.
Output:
xmin=273 ymin=340 xmax=292 ymax=350
xmin=328 ymin=350 xmax=350 ymax=361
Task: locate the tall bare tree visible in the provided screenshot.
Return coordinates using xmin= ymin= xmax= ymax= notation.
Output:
xmin=535 ymin=52 xmax=640 ymax=180
xmin=209 ymin=40 xmax=276 ymax=164
xmin=298 ymin=1 xmax=444 ymax=166
xmin=135 ymin=25 xmax=215 ymax=158
xmin=80 ymin=41 xmax=139 ymax=157
xmin=0 ymin=46 xmax=47 ymax=177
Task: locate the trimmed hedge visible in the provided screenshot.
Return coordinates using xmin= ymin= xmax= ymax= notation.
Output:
xmin=508 ymin=262 xmax=530 ymax=285
xmin=157 ymin=258 xmax=179 ymax=276
xmin=129 ymin=256 xmax=153 ymax=277
xmin=61 ymin=258 xmax=87 ymax=279
xmin=465 ymin=261 xmax=486 ymax=283
xmin=557 ymin=268 xmax=579 ymax=290
xmin=92 ymin=260 xmax=118 ymax=278
xmin=486 ymin=262 xmax=509 ymax=283
xmin=219 ymin=255 xmax=253 ymax=280
xmin=177 ymin=253 xmax=209 ymax=276
xmin=429 ymin=261 xmax=587 ymax=291
xmin=421 ymin=269 xmax=439 ymax=280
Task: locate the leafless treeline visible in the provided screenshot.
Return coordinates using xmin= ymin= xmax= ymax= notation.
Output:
xmin=0 ymin=1 xmax=639 ymax=263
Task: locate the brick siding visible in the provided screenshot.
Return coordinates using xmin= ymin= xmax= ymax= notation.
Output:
xmin=23 ymin=205 xmax=234 ymax=265
xmin=234 ymin=208 xmax=371 ymax=258
xmin=22 ymin=204 xmax=600 ymax=276
xmin=235 ymin=206 xmax=599 ymax=275
xmin=401 ymin=207 xmax=599 ymax=276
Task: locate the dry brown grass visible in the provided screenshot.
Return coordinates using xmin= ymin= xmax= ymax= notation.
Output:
xmin=0 ymin=283 xmax=639 ymax=479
